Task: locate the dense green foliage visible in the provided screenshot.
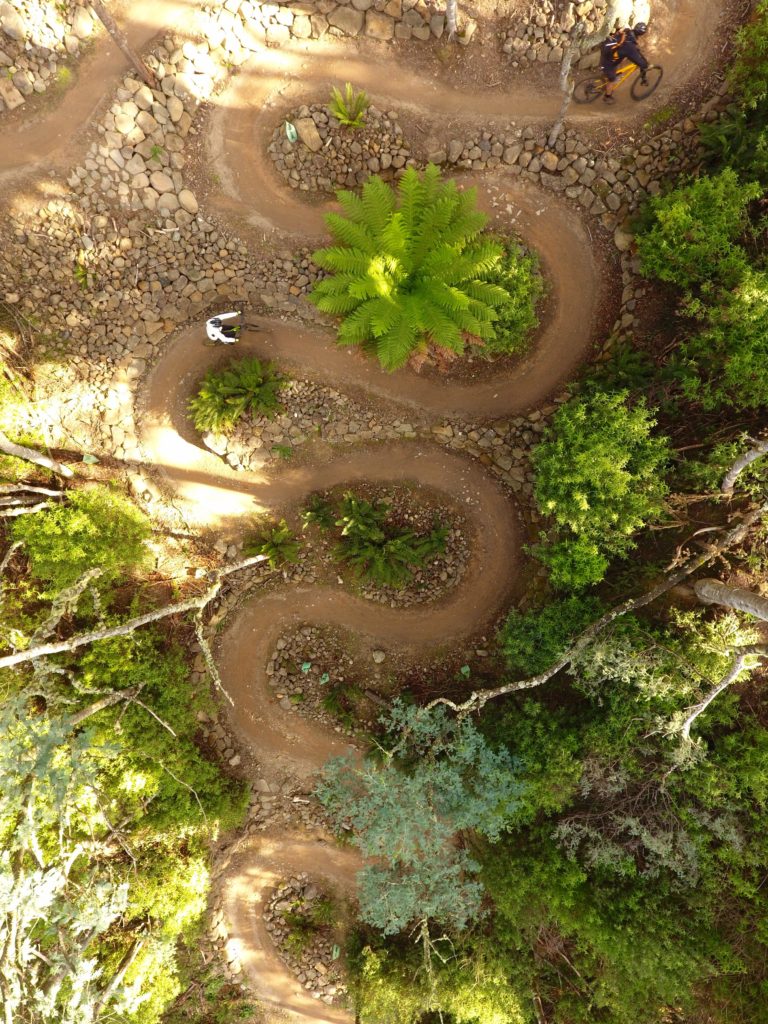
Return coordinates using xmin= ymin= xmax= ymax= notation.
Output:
xmin=303 ymin=490 xmax=448 ymax=588
xmin=188 ymin=356 xmax=284 ymax=433
xmin=245 ymin=517 xmax=301 ymax=566
xmin=309 ymin=165 xmax=540 ymax=370
xmin=10 ymin=485 xmax=151 ymax=592
xmin=473 ymin=239 xmax=543 ymax=356
xmin=499 ymin=595 xmax=604 ymax=675
xmin=1 ymin=490 xmax=247 ymax=1023
xmin=634 ymin=169 xmax=760 ymax=289
xmin=318 ymin=702 xmax=522 ymax=935
xmin=531 ymin=392 xmax=670 ymax=589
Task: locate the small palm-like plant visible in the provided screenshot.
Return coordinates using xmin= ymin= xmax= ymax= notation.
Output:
xmin=188 ymin=357 xmax=285 ymax=434
xmin=245 ymin=519 xmax=300 ymax=567
xmin=328 ymin=82 xmax=370 ymax=128
xmin=309 ymin=165 xmax=511 ymax=370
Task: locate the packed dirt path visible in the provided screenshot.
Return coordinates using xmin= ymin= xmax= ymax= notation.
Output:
xmin=0 ymin=0 xmax=193 ymax=184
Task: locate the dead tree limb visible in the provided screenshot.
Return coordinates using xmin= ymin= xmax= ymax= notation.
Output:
xmin=0 ymin=431 xmax=73 ymax=479
xmin=425 ymin=502 xmax=767 ymax=715
xmin=88 ymin=0 xmax=158 ymax=87
xmin=680 ymin=644 xmax=768 ymax=740
xmin=0 ymin=554 xmax=269 ymax=670
xmin=694 ymin=578 xmax=768 ymax=621
xmin=446 ymin=0 xmax=458 ymax=41
xmin=721 ymin=436 xmax=768 ymax=494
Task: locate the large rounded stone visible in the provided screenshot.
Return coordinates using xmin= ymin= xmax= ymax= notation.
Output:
xmin=149 ymin=171 xmax=174 ymax=194
xmin=178 ymin=189 xmax=199 ymax=215
xmin=365 ymin=11 xmax=394 ymax=39
xmin=166 ymin=95 xmax=184 ymax=123
xmin=0 ymin=3 xmax=27 ymax=42
xmin=327 ymin=7 xmax=364 ymax=34
xmin=72 ymin=6 xmax=94 ymax=40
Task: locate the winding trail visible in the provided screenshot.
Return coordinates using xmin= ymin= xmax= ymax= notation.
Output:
xmin=1 ymin=0 xmax=729 ymax=1020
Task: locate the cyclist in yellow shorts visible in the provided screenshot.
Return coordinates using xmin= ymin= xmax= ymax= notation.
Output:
xmin=600 ymin=23 xmax=649 ymax=104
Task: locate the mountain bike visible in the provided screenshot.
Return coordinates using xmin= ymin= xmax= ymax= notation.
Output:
xmin=573 ymin=61 xmax=663 ymax=103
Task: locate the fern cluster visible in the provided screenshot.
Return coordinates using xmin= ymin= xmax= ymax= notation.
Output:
xmin=244 ymin=519 xmax=300 ymax=567
xmin=302 ymin=490 xmax=448 ymax=588
xmin=309 ymin=165 xmax=515 ymax=371
xmin=188 ymin=357 xmax=285 ymax=434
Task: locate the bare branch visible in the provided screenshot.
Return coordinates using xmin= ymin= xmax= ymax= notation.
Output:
xmin=194 ymin=611 xmax=233 ymax=706
xmin=0 ymin=430 xmax=73 ymax=479
xmin=721 ymin=436 xmax=768 ymax=494
xmin=70 ymin=687 xmax=142 ymax=726
xmin=679 ymin=645 xmax=768 ymax=741
xmin=694 ymin=578 xmax=768 ymax=621
xmin=0 ymin=502 xmax=52 ymax=517
xmin=426 ymin=502 xmax=768 ymax=716
xmin=0 ymin=554 xmax=269 ymax=670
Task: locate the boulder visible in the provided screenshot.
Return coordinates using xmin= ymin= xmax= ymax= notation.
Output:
xmin=71 ymin=6 xmax=94 ymax=40
xmin=613 ymin=223 xmax=635 ymax=252
xmin=0 ymin=78 xmax=25 ymax=111
xmin=540 ymin=150 xmax=559 ymax=172
xmin=327 ymin=7 xmax=364 ymax=34
xmin=149 ymin=170 xmax=174 ymax=193
xmin=0 ymin=3 xmax=26 ymax=42
xmin=178 ymin=189 xmax=199 ymax=215
xmin=166 ymin=95 xmax=184 ymax=122
xmin=294 ymin=117 xmax=322 ymax=152
xmin=365 ymin=11 xmax=394 ymax=39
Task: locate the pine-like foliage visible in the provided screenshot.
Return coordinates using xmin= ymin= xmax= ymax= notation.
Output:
xmin=309 ymin=165 xmax=512 ymax=371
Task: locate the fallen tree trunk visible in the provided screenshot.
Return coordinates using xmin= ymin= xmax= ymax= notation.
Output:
xmin=88 ymin=0 xmax=157 ymax=87
xmin=0 ymin=430 xmax=73 ymax=479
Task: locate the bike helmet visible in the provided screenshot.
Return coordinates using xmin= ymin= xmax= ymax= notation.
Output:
xmin=210 ymin=317 xmax=222 ymax=328
xmin=633 ymin=22 xmax=648 ymax=35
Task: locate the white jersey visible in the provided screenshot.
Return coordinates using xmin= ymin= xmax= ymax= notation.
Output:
xmin=206 ymin=311 xmax=240 ymax=344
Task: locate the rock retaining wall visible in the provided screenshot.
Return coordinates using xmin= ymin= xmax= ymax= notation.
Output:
xmin=0 ymin=0 xmax=94 ymax=114
xmin=504 ymin=0 xmax=650 ymax=66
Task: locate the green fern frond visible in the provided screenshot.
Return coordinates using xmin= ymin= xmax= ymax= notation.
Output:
xmin=324 ymin=214 xmax=377 ymax=253
xmin=334 ymin=189 xmax=367 ymax=223
xmin=361 ymin=176 xmax=397 ymax=236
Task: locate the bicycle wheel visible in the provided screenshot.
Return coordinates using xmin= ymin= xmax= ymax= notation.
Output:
xmin=630 ymin=65 xmax=663 ymax=101
xmin=573 ymin=76 xmax=604 ymax=104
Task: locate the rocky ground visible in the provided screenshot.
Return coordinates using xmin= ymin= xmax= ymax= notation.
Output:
xmin=269 ymin=103 xmax=411 ymax=193
xmin=0 ymin=0 xmax=94 ymax=114
xmin=263 ymin=878 xmax=347 ymax=1006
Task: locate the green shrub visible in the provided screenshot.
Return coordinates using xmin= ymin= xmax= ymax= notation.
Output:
xmin=675 ymin=269 xmax=768 ymax=411
xmin=333 ymin=491 xmax=448 ymax=588
xmin=188 ymin=356 xmax=284 ymax=433
xmin=728 ymin=0 xmax=768 ymax=110
xmin=244 ymin=518 xmax=300 ymax=567
xmin=328 ymin=82 xmax=370 ymax=128
xmin=309 ymin=165 xmax=514 ymax=370
xmin=499 ymin=595 xmax=604 ymax=675
xmin=477 ymin=240 xmax=544 ymax=356
xmin=532 ymin=392 xmax=670 ymax=589
xmin=11 ymin=485 xmax=151 ymax=592
xmin=635 ymin=169 xmax=760 ymax=290
xmin=700 ymin=104 xmax=768 ymax=184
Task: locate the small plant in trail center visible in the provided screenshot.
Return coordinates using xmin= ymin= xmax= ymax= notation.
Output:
xmin=304 ymin=490 xmax=448 ymax=589
xmin=188 ymin=356 xmax=285 ymax=434
xmin=245 ymin=519 xmax=301 ymax=567
xmin=309 ymin=164 xmax=515 ymax=371
xmin=328 ymin=82 xmax=370 ymax=128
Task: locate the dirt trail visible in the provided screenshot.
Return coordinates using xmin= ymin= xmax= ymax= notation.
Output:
xmin=221 ymin=837 xmax=361 ymax=1024
xmin=0 ymin=0 xmax=194 ymax=184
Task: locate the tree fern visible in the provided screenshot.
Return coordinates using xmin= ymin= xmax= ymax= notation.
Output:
xmin=310 ymin=165 xmax=535 ymax=370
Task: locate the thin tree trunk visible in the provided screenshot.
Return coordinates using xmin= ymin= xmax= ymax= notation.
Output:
xmin=92 ymin=936 xmax=145 ymax=1018
xmin=721 ymin=436 xmax=768 ymax=494
xmin=445 ymin=0 xmax=458 ymax=41
xmin=70 ymin=687 xmax=141 ymax=726
xmin=425 ymin=501 xmax=767 ymax=715
xmin=0 ymin=430 xmax=73 ymax=479
xmin=88 ymin=0 xmax=157 ymax=87
xmin=547 ymin=23 xmax=585 ymax=149
xmin=0 ymin=554 xmax=269 ymax=670
xmin=680 ymin=645 xmax=768 ymax=740
xmin=694 ymin=578 xmax=768 ymax=621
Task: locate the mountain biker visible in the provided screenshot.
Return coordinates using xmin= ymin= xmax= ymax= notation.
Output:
xmin=205 ymin=310 xmax=241 ymax=344
xmin=600 ymin=22 xmax=649 ymax=103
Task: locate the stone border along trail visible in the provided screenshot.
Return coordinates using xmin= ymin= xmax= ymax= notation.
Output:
xmin=0 ymin=0 xmax=727 ymax=1020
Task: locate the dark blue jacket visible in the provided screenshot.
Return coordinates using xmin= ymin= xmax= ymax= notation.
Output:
xmin=601 ymin=30 xmax=649 ymax=71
